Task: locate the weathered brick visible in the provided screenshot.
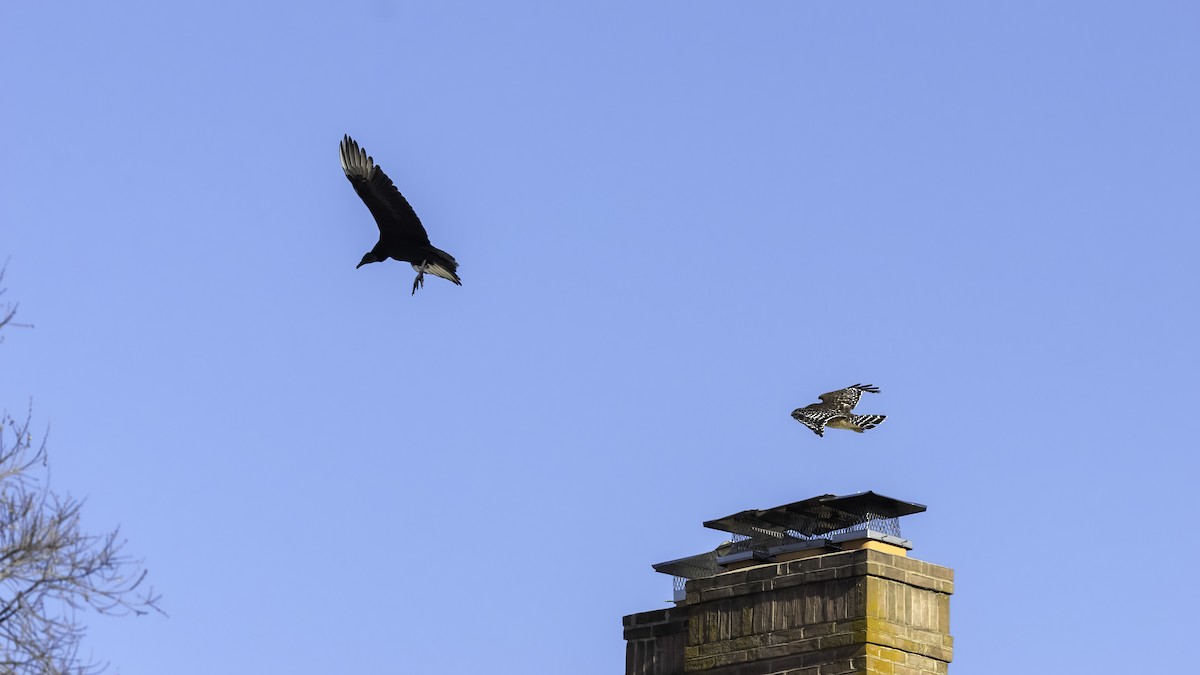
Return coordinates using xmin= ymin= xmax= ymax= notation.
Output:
xmin=730 ymin=581 xmax=767 ymax=598
xmin=747 ymin=565 xmax=781 ymax=582
xmin=701 ymin=586 xmax=736 ymax=602
xmin=869 ymin=658 xmax=896 ymax=675
xmin=806 ymin=568 xmax=839 ymax=583
xmin=801 ymin=621 xmax=835 ymax=639
xmin=624 ymin=625 xmax=654 ymax=640
xmin=628 ymin=548 xmax=952 ymax=675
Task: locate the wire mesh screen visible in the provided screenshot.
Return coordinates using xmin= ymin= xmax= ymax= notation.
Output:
xmin=820 ymin=513 xmax=902 ymax=538
xmin=653 ymin=550 xmax=723 ymax=581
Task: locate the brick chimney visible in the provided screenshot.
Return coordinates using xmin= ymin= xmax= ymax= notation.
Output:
xmin=624 ymin=492 xmax=953 ymax=675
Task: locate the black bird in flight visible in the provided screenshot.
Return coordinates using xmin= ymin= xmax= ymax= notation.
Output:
xmin=339 ymin=135 xmax=461 ymax=295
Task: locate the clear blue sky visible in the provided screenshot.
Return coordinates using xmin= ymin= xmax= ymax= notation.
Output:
xmin=2 ymin=2 xmax=1197 ymax=673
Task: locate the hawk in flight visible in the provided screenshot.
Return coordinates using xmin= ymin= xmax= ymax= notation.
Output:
xmin=791 ymin=384 xmax=887 ymax=437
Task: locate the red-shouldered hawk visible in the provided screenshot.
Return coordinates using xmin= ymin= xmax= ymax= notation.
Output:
xmin=791 ymin=384 xmax=887 ymax=437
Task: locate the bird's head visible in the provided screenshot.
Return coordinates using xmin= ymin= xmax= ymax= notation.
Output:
xmin=356 ymin=252 xmax=381 ymax=269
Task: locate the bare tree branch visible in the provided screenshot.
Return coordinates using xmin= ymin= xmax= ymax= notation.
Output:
xmin=1 ymin=265 xmax=160 ymax=674
xmin=0 ymin=408 xmax=163 ymax=675
xmin=0 ymin=260 xmax=35 ymax=340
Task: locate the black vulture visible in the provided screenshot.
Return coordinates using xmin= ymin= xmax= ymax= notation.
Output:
xmin=339 ymin=135 xmax=461 ymax=295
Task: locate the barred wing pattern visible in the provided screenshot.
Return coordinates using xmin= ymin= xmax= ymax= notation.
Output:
xmin=792 ymin=384 xmax=886 ymax=437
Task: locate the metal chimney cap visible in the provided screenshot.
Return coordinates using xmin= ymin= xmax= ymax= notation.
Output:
xmin=702 ymin=490 xmax=926 ymax=538
xmin=821 ymin=491 xmax=926 ymax=518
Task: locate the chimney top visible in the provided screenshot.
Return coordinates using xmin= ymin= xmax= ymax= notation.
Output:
xmin=652 ymin=490 xmax=927 ymax=588
xmin=703 ymin=490 xmax=925 ymax=539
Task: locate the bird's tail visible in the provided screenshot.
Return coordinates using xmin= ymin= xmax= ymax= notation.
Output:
xmin=422 ymin=246 xmax=462 ymax=286
xmin=849 ymin=414 xmax=886 ymax=432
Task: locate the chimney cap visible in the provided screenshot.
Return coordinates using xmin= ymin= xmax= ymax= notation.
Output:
xmin=652 ymin=491 xmax=927 ymax=581
xmin=651 ymin=550 xmax=724 ymax=581
xmin=703 ymin=490 xmax=925 ymax=539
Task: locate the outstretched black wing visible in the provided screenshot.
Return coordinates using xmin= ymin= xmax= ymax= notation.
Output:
xmin=339 ymin=135 xmax=430 ymax=245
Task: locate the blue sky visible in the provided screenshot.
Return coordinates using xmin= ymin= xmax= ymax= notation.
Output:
xmin=2 ymin=1 xmax=1197 ymax=672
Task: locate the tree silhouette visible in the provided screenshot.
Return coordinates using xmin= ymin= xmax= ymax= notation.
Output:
xmin=0 ymin=264 xmax=162 ymax=674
